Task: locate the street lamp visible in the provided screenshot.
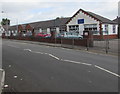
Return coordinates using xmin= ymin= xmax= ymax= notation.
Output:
xmin=1 ymin=11 xmax=5 ymax=36
xmin=16 ymin=19 xmax=18 ymax=36
xmin=54 ymin=19 xmax=56 ymax=46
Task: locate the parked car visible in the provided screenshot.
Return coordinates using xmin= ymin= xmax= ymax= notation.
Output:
xmin=59 ymin=32 xmax=83 ymax=39
xmin=35 ymin=33 xmax=51 ymax=38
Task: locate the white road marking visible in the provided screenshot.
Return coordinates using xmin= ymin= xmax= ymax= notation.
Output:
xmin=48 ymin=54 xmax=60 ymax=60
xmin=82 ymin=63 xmax=92 ymax=66
xmin=1 ymin=69 xmax=5 ymax=88
xmin=14 ymin=75 xmax=18 ymax=78
xmin=62 ymin=59 xmax=92 ymax=66
xmin=62 ymin=48 xmax=70 ymax=50
xmin=24 ymin=49 xmax=31 ymax=52
xmin=7 ymin=45 xmax=19 ymax=48
xmin=22 ymin=49 xmax=119 ymax=78
xmin=8 ymin=65 xmax=11 ymax=68
xmin=44 ymin=53 xmax=49 ymax=55
xmin=4 ymin=85 xmax=9 ymax=88
xmin=31 ymin=51 xmax=43 ymax=54
xmin=94 ymin=65 xmax=120 ymax=77
xmin=20 ymin=79 xmax=23 ymax=81
xmin=63 ymin=59 xmax=82 ymax=64
xmin=0 ymin=69 xmax=4 ymax=71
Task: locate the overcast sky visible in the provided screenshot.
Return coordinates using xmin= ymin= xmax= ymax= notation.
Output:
xmin=0 ymin=0 xmax=119 ymax=26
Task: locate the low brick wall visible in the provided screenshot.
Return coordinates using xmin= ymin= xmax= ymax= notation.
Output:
xmin=103 ymin=35 xmax=118 ymax=39
xmin=93 ymin=34 xmax=118 ymax=40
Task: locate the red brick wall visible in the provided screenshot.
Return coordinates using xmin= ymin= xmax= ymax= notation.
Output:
xmin=103 ymin=34 xmax=118 ymax=39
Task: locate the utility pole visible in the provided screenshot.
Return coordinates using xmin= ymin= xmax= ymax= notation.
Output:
xmin=54 ymin=19 xmax=56 ymax=46
xmin=1 ymin=11 xmax=5 ymax=37
xmin=16 ymin=19 xmax=18 ymax=36
xmin=118 ymin=1 xmax=120 ymax=38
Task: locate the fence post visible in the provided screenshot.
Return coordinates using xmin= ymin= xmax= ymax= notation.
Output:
xmin=72 ymin=38 xmax=74 ymax=49
xmin=105 ymin=39 xmax=109 ymax=54
xmin=106 ymin=30 xmax=109 ymax=54
xmin=61 ymin=37 xmax=62 ymax=47
xmin=55 ymin=37 xmax=56 ymax=47
xmin=87 ymin=38 xmax=89 ymax=51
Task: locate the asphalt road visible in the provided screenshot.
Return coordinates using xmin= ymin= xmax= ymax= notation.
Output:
xmin=2 ymin=39 xmax=119 ymax=92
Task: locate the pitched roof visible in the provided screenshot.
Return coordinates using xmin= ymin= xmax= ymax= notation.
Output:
xmin=66 ymin=9 xmax=117 ymax=24
xmin=5 ymin=17 xmax=70 ymax=31
xmin=87 ymin=12 xmax=117 ymax=24
xmin=28 ymin=17 xmax=70 ymax=29
xmin=9 ymin=26 xmax=17 ymax=31
xmin=113 ymin=17 xmax=120 ymax=24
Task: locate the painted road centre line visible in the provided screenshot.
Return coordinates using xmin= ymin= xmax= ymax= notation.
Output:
xmin=31 ymin=51 xmax=44 ymax=54
xmin=23 ymin=48 xmax=119 ymax=78
xmin=94 ymin=65 xmax=120 ymax=78
xmin=62 ymin=59 xmax=92 ymax=66
xmin=48 ymin=54 xmax=60 ymax=60
xmin=24 ymin=49 xmax=32 ymax=52
xmin=23 ymin=49 xmax=60 ymax=60
xmin=7 ymin=45 xmax=19 ymax=48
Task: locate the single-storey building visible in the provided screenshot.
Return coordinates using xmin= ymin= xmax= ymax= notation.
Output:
xmin=66 ymin=9 xmax=118 ymax=39
xmin=5 ymin=17 xmax=70 ymax=38
xmin=25 ymin=17 xmax=70 ymax=36
xmin=3 ymin=9 xmax=118 ymax=39
xmin=113 ymin=17 xmax=120 ymax=38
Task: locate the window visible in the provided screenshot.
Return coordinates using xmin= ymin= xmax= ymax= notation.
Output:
xmin=84 ymin=24 xmax=97 ymax=31
xmin=104 ymin=24 xmax=109 ymax=34
xmin=50 ymin=28 xmax=56 ymax=32
xmin=60 ymin=26 xmax=66 ymax=32
xmin=42 ymin=29 xmax=47 ymax=34
xmin=105 ymin=25 xmax=108 ymax=32
xmin=69 ymin=25 xmax=79 ymax=32
xmin=84 ymin=24 xmax=98 ymax=34
xmin=103 ymin=25 xmax=108 ymax=34
xmin=113 ymin=25 xmax=116 ymax=33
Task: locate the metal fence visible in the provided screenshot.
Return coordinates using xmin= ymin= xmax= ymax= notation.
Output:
xmin=3 ymin=36 xmax=119 ymax=55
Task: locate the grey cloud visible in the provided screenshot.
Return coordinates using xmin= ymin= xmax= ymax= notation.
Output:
xmin=0 ymin=1 xmax=118 ymax=25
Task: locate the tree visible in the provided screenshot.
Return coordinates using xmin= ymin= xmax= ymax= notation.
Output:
xmin=1 ymin=18 xmax=10 ymax=26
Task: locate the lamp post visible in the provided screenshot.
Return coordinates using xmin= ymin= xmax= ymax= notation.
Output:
xmin=117 ymin=16 xmax=119 ymax=39
xmin=54 ymin=19 xmax=56 ymax=46
xmin=106 ymin=26 xmax=109 ymax=54
xmin=1 ymin=11 xmax=6 ymax=37
xmin=16 ymin=19 xmax=18 ymax=37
